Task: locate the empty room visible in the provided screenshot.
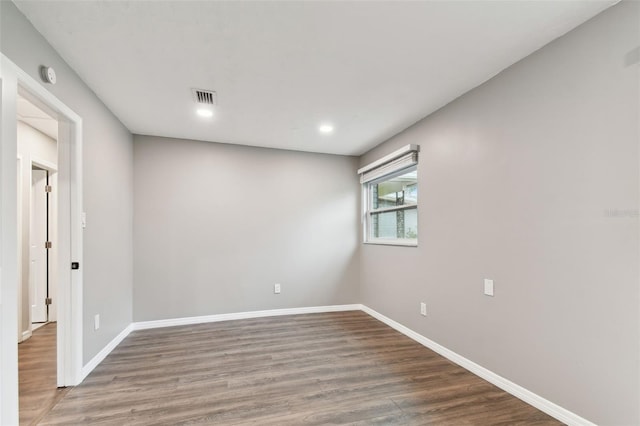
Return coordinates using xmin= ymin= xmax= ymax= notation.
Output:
xmin=0 ymin=0 xmax=638 ymax=425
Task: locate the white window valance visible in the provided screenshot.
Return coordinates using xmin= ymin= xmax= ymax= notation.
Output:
xmin=358 ymin=144 xmax=419 ymax=184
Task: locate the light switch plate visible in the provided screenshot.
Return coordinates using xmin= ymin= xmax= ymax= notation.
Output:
xmin=484 ymin=279 xmax=494 ymax=296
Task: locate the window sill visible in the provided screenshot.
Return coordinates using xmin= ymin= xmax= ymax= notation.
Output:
xmin=363 ymin=240 xmax=418 ymax=247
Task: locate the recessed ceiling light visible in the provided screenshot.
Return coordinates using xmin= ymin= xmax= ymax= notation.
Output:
xmin=196 ymin=108 xmax=213 ymax=118
xmin=319 ymin=124 xmax=334 ymax=134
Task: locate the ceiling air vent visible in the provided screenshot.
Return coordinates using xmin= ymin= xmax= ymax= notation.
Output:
xmin=192 ymin=88 xmax=217 ymax=105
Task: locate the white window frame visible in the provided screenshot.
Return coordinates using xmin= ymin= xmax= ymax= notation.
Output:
xmin=359 ymin=144 xmax=419 ymax=247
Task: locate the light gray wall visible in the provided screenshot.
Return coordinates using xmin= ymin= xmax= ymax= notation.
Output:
xmin=133 ymin=135 xmax=360 ymax=321
xmin=4 ymin=1 xmax=637 ymax=423
xmin=1 ymin=2 xmax=134 ymax=363
xmin=17 ymin=121 xmax=57 ymax=337
xmin=359 ymin=2 xmax=639 ymax=424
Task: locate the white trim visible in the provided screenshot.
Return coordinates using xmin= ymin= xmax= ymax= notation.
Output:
xmin=16 ymin=155 xmax=23 ymax=343
xmin=357 ymin=144 xmax=419 ymax=175
xmin=369 ymin=203 xmax=417 ymax=215
xmin=132 ymin=305 xmax=362 ymax=331
xmin=65 ymin=116 xmax=83 ymax=387
xmin=30 ymin=156 xmax=58 ymax=173
xmin=80 ymin=324 xmax=133 ymax=382
xmin=21 ymin=329 xmax=32 ymax=342
xmin=47 ymin=173 xmax=58 ymax=322
xmin=363 ymin=240 xmax=418 ymax=247
xmin=359 ymin=305 xmax=596 ymax=426
xmin=1 ymin=52 xmax=22 ymax=426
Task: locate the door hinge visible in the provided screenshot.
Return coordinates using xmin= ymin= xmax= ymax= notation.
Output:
xmin=45 ymin=297 xmax=52 ymax=305
xmin=45 ymin=185 xmax=52 ymax=193
xmin=45 ymin=241 xmax=52 ymax=249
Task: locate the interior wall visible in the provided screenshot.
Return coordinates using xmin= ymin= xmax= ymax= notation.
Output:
xmin=133 ymin=135 xmax=360 ymax=321
xmin=1 ymin=1 xmax=134 ymax=364
xmin=3 ymin=1 xmax=637 ymax=424
xmin=17 ymin=121 xmax=57 ymax=338
xmin=358 ymin=2 xmax=639 ymax=424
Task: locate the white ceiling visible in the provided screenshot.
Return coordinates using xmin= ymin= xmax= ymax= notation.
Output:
xmin=17 ymin=94 xmax=58 ymax=140
xmin=14 ymin=1 xmax=616 ymax=156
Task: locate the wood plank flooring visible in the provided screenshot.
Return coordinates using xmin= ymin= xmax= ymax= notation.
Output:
xmin=19 ymin=322 xmax=69 ymax=426
xmin=38 ymin=311 xmax=562 ymax=425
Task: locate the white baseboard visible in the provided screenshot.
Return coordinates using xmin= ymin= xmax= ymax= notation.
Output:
xmin=80 ymin=323 xmax=133 ymax=382
xmin=359 ymin=305 xmax=595 ymax=426
xmin=21 ymin=329 xmax=32 ymax=342
xmin=78 ymin=305 xmax=361 ymax=381
xmin=131 ymin=304 xmax=362 ymax=331
xmin=78 ymin=303 xmax=593 ymax=426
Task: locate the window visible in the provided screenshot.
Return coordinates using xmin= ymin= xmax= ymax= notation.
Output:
xmin=359 ymin=145 xmax=419 ymax=246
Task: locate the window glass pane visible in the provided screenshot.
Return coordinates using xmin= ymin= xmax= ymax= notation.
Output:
xmin=371 ymin=170 xmax=417 ymax=210
xmin=370 ymin=207 xmax=418 ymax=240
xmin=364 ymin=164 xmax=418 ymax=244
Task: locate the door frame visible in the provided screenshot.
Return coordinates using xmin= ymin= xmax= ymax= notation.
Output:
xmin=16 ymin=154 xmax=24 ymax=343
xmin=27 ymin=158 xmax=58 ymax=330
xmin=0 ymin=54 xmax=84 ymax=425
xmin=33 ymin=158 xmax=59 ymax=325
xmin=29 ymin=167 xmax=49 ymax=326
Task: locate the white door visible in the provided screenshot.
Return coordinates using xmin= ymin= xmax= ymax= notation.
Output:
xmin=30 ymin=168 xmax=48 ymax=323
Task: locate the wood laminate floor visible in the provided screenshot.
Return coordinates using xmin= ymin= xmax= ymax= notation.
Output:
xmin=38 ymin=311 xmax=562 ymax=425
xmin=19 ymin=322 xmax=70 ymax=425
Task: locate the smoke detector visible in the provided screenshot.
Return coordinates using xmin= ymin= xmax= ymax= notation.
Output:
xmin=192 ymin=88 xmax=217 ymax=106
xmin=40 ymin=66 xmax=56 ymax=84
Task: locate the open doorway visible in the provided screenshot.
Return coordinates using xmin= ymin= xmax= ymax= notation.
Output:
xmin=1 ymin=54 xmax=84 ymax=425
xmin=16 ymin=94 xmax=63 ymax=424
xmin=17 ymin=93 xmax=59 ymax=339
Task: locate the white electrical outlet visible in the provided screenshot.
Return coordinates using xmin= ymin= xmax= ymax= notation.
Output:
xmin=274 ymin=283 xmax=281 ymax=294
xmin=484 ymin=279 xmax=494 ymax=296
xmin=420 ymin=302 xmax=427 ymax=316
xmin=94 ymin=314 xmax=100 ymax=330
